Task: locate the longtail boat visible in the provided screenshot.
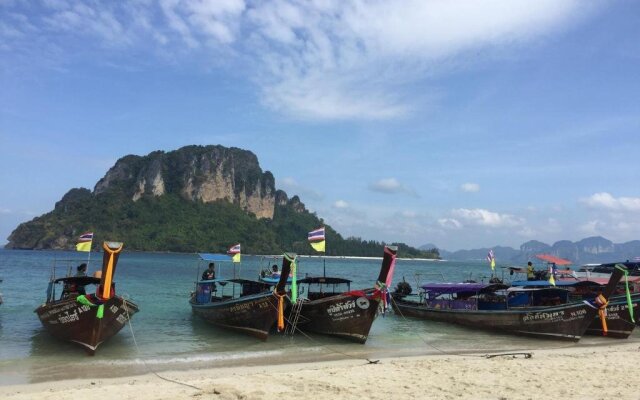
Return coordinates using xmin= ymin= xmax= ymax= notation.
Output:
xmin=511 ymin=275 xmax=639 ymax=338
xmin=189 ymin=252 xmax=292 ymax=340
xmin=35 ymin=242 xmax=139 ymax=354
xmin=289 ymin=245 xmax=397 ymax=343
xmin=391 ymin=264 xmax=626 ymax=341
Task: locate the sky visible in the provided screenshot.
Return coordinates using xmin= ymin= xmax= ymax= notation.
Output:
xmin=1 ymin=0 xmax=640 ymax=251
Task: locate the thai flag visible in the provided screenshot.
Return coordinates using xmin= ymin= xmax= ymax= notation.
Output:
xmin=228 ymin=243 xmax=241 ymax=254
xmin=308 ymin=227 xmax=325 ymax=242
xmin=486 ymin=249 xmax=494 ymax=262
xmin=78 ymin=232 xmax=93 ymax=243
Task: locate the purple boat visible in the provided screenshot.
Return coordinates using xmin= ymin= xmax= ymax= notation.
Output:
xmin=392 ymin=265 xmax=626 ymax=341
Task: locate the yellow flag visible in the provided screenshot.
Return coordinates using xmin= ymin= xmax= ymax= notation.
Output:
xmin=76 ymin=232 xmax=93 ymax=252
xmin=76 ymin=242 xmax=91 ymax=252
xmin=232 ymin=253 xmax=241 ymax=263
xmin=310 ymin=240 xmax=325 ymax=252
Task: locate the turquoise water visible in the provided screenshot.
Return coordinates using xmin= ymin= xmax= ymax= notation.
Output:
xmin=0 ymin=249 xmax=636 ymax=384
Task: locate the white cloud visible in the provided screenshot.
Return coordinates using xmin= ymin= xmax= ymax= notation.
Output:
xmin=278 ymin=176 xmax=322 ymax=200
xmin=450 ymin=208 xmax=523 ymax=228
xmin=369 ymin=178 xmax=402 ymax=193
xmin=1 ymin=0 xmax=597 ymax=120
xmin=581 ymin=192 xmax=640 ymax=211
xmin=368 ymin=177 xmax=417 ymax=197
xmin=576 ymin=194 xmax=640 ymax=242
xmin=399 ymin=210 xmax=417 ymax=218
xmin=460 ymin=182 xmax=480 ymax=192
xmin=438 ymin=218 xmax=462 ymax=230
xmin=333 ymin=200 xmax=349 ymax=209
xmin=246 ymin=0 xmax=593 ymax=119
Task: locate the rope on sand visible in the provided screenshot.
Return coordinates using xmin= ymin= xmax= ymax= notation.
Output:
xmin=271 ymin=295 xmax=381 ymax=365
xmin=121 ymin=294 xmax=203 ymax=392
xmin=484 ymin=352 xmax=532 ymax=359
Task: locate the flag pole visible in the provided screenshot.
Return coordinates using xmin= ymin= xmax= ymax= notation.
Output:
xmin=87 ymin=240 xmax=92 ymax=267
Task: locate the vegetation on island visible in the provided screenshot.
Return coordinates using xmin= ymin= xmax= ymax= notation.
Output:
xmin=8 ymin=185 xmax=438 ymax=258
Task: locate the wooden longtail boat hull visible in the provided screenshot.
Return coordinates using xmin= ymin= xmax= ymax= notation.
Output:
xmin=296 ymin=292 xmax=382 ymax=343
xmin=190 ymin=292 xmax=282 ymax=341
xmin=293 ymin=246 xmax=397 ymax=344
xmin=392 ymin=296 xmax=598 ymax=341
xmin=35 ymin=295 xmax=138 ymax=354
xmin=190 ymin=252 xmax=293 ymax=341
xmin=586 ymin=293 xmax=640 ymax=338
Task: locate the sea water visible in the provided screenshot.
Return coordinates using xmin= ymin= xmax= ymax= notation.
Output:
xmin=0 ymin=249 xmax=636 ymax=384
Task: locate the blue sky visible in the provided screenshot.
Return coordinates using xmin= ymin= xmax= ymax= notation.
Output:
xmin=1 ymin=0 xmax=640 ymax=251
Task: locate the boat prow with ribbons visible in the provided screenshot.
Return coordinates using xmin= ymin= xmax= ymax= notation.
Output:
xmin=35 ymin=241 xmax=139 ymax=355
xmin=189 ymin=252 xmax=293 ymax=340
xmin=288 ymin=245 xmax=397 ymax=343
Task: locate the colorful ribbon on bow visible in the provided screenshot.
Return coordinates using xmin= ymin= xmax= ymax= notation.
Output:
xmin=594 ymin=294 xmax=609 ymax=336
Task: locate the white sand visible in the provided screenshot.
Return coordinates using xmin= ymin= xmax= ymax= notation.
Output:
xmin=2 ymin=342 xmax=638 ymax=400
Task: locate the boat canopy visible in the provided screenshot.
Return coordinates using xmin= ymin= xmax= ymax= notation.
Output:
xmin=297 ymin=277 xmax=351 ymax=285
xmin=511 ymin=280 xmax=602 ymax=287
xmin=535 ymin=254 xmax=572 ymax=265
xmin=419 ymin=282 xmax=508 ymax=294
xmin=53 ymin=276 xmax=101 ymax=285
xmin=505 ymin=287 xmax=572 ymax=295
xmin=198 ymin=253 xmax=234 ymax=262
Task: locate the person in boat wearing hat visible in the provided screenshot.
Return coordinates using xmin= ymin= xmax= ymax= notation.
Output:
xmin=75 ymin=263 xmax=88 ymax=277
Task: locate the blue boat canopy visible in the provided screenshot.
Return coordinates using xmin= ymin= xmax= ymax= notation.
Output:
xmin=420 ymin=282 xmax=507 ymax=293
xmin=198 ymin=253 xmax=234 ymax=262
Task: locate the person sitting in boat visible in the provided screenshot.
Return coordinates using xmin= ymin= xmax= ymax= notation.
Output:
xmin=202 ymin=263 xmax=216 ymax=281
xmin=271 ymin=264 xmax=280 ymax=278
xmin=75 ymin=263 xmax=88 ymax=277
xmin=527 ymin=262 xmax=535 ymax=281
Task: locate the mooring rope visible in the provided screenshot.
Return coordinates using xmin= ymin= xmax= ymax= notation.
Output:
xmin=121 ymin=294 xmax=203 ymax=391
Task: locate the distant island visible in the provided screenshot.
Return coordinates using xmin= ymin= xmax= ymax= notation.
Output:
xmin=425 ymin=236 xmax=640 ymax=264
xmin=6 ymin=145 xmax=438 ymax=259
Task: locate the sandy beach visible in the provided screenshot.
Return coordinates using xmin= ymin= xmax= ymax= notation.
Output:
xmin=2 ymin=342 xmax=638 ymax=400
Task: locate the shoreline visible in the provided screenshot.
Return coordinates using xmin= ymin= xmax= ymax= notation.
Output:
xmin=2 ymin=341 xmax=638 ymax=399
xmin=0 ymin=248 xmax=442 ymax=262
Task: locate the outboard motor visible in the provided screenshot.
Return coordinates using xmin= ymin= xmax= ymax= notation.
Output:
xmin=394 ymin=281 xmax=412 ymax=297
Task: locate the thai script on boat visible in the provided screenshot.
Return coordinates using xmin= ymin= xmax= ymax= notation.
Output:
xmin=40 ymin=302 xmax=82 ymax=319
xmin=229 ymin=299 xmax=267 ymax=313
xmin=58 ymin=310 xmax=80 ymax=324
xmin=608 ymin=303 xmax=636 ymax=313
xmin=522 ymin=310 xmax=564 ymax=323
xmin=327 ymin=300 xmax=356 ymax=315
xmin=229 ymin=302 xmax=253 ymax=313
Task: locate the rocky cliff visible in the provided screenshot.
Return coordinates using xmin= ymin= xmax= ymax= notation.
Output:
xmin=6 ymin=145 xmax=437 ymax=257
xmin=93 ymin=145 xmax=278 ymax=219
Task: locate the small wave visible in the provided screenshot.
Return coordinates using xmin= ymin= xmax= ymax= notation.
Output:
xmin=90 ymin=349 xmax=296 ymax=366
